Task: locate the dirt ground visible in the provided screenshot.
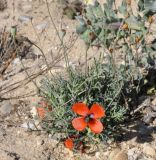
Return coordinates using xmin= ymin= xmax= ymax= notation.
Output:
xmin=0 ymin=0 xmax=156 ymax=160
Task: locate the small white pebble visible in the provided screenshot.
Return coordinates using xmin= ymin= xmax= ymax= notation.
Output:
xmin=95 ymin=152 xmax=100 ymax=158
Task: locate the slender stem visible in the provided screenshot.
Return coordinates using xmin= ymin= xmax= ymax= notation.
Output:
xmin=45 ymin=0 xmax=71 ymax=75
xmin=85 ymin=45 xmax=89 ymax=75
xmin=30 ymin=19 xmax=55 ymax=78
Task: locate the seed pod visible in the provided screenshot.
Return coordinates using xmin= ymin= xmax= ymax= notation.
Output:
xmin=148 ymin=16 xmax=154 ymax=24
xmin=89 ymin=32 xmax=96 ymax=41
xmin=86 ymin=19 xmax=92 ymax=26
xmin=109 ymin=48 xmax=113 ymax=53
xmin=122 ymin=23 xmax=129 ymax=30
xmin=135 ymin=37 xmax=141 ymax=43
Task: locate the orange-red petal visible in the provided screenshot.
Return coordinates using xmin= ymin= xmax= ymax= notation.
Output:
xmin=39 ymin=101 xmax=52 ymax=112
xmin=37 ymin=107 xmax=46 ymax=119
xmin=64 ymin=138 xmax=74 ymax=150
xmin=88 ymin=119 xmax=104 ymax=134
xmin=89 ymin=104 xmax=105 ymax=119
xmin=72 ymin=103 xmax=89 ymax=116
xmin=72 ymin=117 xmax=87 ymax=131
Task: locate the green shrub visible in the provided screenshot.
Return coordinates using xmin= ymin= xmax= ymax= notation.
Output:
xmin=39 ymin=56 xmax=145 ymax=143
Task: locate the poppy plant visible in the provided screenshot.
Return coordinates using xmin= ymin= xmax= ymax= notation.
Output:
xmin=72 ymin=103 xmax=105 ymax=134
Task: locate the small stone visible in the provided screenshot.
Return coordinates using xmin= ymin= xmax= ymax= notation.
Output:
xmin=21 ymin=121 xmax=36 ymax=130
xmin=114 ymin=151 xmax=128 ymax=160
xmin=0 ymin=126 xmax=6 ymax=136
xmin=143 ymin=143 xmax=156 ymax=157
xmin=128 ymin=148 xmax=141 ymax=160
xmin=19 ymin=15 xmax=32 ymax=23
xmin=0 ymin=101 xmax=14 ymax=116
xmin=95 ymin=152 xmax=100 ymax=158
xmin=153 ymin=119 xmax=156 ymax=125
xmin=35 ymin=22 xmax=49 ymax=30
xmin=128 ymin=148 xmax=135 ymax=156
xmin=151 ymin=97 xmax=156 ymax=106
xmin=143 ymin=114 xmax=154 ymax=124
xmin=103 ymin=150 xmax=110 ymax=156
xmin=25 ymin=116 xmax=28 ymax=120
xmin=109 ymin=148 xmax=121 ymax=160
xmin=25 ymin=52 xmax=38 ymax=60
xmin=13 ymin=58 xmax=20 ymax=65
xmin=151 ymin=105 xmax=156 ymax=112
xmin=30 ymin=106 xmax=37 ymax=117
xmin=48 ymin=134 xmax=52 ymax=138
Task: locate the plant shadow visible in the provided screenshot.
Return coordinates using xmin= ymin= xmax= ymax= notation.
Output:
xmin=117 ymin=119 xmax=156 ymax=143
xmin=117 ymin=68 xmax=156 ymax=143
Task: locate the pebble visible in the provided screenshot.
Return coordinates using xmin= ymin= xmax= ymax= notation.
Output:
xmin=18 ymin=15 xmax=32 ymax=23
xmin=21 ymin=121 xmax=37 ymax=130
xmin=13 ymin=58 xmax=21 ymax=65
xmin=35 ymin=22 xmax=49 ymax=30
xmin=151 ymin=105 xmax=156 ymax=112
xmin=95 ymin=152 xmax=100 ymax=158
xmin=114 ymin=151 xmax=128 ymax=160
xmin=0 ymin=126 xmax=6 ymax=136
xmin=0 ymin=101 xmax=14 ymax=116
xmin=30 ymin=106 xmax=37 ymax=117
xmin=109 ymin=148 xmax=121 ymax=159
xmin=151 ymin=97 xmax=156 ymax=106
xmin=128 ymin=147 xmax=142 ymax=160
xmin=143 ymin=114 xmax=154 ymax=124
xmin=109 ymin=148 xmax=128 ymax=160
xmin=143 ymin=143 xmax=156 ymax=157
xmin=128 ymin=147 xmax=136 ymax=156
xmin=153 ymin=119 xmax=156 ymax=125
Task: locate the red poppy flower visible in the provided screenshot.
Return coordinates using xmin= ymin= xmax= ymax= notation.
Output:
xmin=72 ymin=103 xmax=105 ymax=134
xmin=37 ymin=107 xmax=46 ymax=119
xmin=64 ymin=138 xmax=74 ymax=150
xmin=37 ymin=101 xmax=52 ymax=119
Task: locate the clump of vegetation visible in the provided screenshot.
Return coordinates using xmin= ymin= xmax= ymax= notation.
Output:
xmin=37 ymin=0 xmax=156 ymax=150
xmin=75 ymin=0 xmax=156 ymax=95
xmin=0 ymin=27 xmax=32 ymax=77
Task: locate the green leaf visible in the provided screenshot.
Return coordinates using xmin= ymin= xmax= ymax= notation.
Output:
xmin=76 ymin=24 xmax=87 ymax=34
xmin=147 ymin=87 xmax=156 ymax=95
xmin=151 ymin=39 xmax=156 ymax=50
xmin=80 ymin=29 xmax=92 ymax=44
xmin=138 ymin=0 xmax=145 ymax=12
xmin=85 ymin=4 xmax=103 ymax=21
xmin=144 ymin=0 xmax=156 ymax=12
xmin=125 ymin=15 xmax=144 ymax=30
xmin=103 ymin=2 xmax=117 ymax=22
xmin=106 ymin=0 xmax=114 ymax=8
xmin=118 ymin=1 xmax=127 ymax=15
